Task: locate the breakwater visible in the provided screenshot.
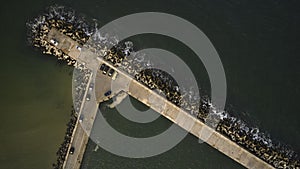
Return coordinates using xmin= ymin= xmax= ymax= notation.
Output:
xmin=27 ymin=5 xmax=299 ymax=169
xmin=26 ymin=5 xmax=94 ymax=169
xmin=26 ymin=5 xmax=94 ymax=66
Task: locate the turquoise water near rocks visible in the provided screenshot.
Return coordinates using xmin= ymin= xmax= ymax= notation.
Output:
xmin=0 ymin=0 xmax=299 ymax=169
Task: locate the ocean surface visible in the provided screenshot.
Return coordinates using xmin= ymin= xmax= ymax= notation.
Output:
xmin=0 ymin=0 xmax=299 ymax=169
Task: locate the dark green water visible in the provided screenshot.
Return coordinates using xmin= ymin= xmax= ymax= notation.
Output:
xmin=0 ymin=0 xmax=299 ymax=169
xmin=0 ymin=1 xmax=74 ymax=169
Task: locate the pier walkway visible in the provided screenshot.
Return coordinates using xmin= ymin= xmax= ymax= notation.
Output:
xmin=47 ymin=28 xmax=274 ymax=169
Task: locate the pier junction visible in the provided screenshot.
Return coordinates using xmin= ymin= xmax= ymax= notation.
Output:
xmin=47 ymin=28 xmax=274 ymax=169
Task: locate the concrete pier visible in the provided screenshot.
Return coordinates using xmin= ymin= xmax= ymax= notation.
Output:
xmin=46 ymin=28 xmax=274 ymax=169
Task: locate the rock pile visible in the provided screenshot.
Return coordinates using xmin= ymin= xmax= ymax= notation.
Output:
xmin=52 ymin=108 xmax=77 ymax=169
